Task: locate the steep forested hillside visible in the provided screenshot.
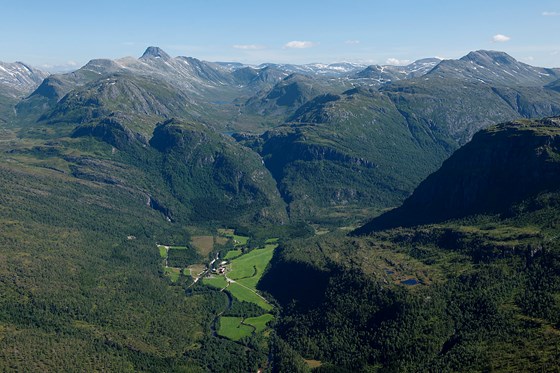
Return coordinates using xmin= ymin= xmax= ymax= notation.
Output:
xmin=357 ymin=117 xmax=560 ymax=232
xmin=249 ymin=87 xmax=455 ymax=222
xmin=261 ymin=118 xmax=560 ymax=372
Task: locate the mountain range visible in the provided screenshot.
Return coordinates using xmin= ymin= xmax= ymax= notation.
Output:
xmin=2 ymin=47 xmax=560 ymax=223
xmin=1 ymin=46 xmax=560 ymax=371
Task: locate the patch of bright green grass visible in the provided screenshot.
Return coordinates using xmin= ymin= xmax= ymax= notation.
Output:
xmin=229 ymin=244 xmax=277 ymax=288
xmin=217 ymin=317 xmax=253 ymax=341
xmin=233 ymin=235 xmax=249 ymax=247
xmin=228 ymin=283 xmax=272 ymax=311
xmin=203 ymin=276 xmax=228 ymax=290
xmin=164 ymin=267 xmax=180 ymax=282
xmin=224 ymin=249 xmax=242 ymax=260
xmin=244 ymin=314 xmax=274 ymax=333
xmin=158 ymin=245 xmax=167 ymax=258
xmin=265 ymin=238 xmax=279 ymax=244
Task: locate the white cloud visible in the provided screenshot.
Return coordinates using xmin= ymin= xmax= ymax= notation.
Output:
xmin=492 ymin=34 xmax=511 ymax=43
xmin=233 ymin=44 xmax=265 ymax=50
xmin=345 ymin=40 xmax=360 ymax=45
xmin=542 ymin=11 xmax=560 ymax=16
xmin=284 ymin=41 xmax=316 ymax=49
xmin=386 ymin=57 xmax=410 ymax=66
xmin=39 ymin=61 xmax=81 ymax=73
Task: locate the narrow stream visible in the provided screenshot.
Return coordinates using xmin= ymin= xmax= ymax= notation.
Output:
xmin=210 ymin=290 xmax=233 ymax=337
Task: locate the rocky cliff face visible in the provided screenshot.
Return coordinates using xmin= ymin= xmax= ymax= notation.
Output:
xmin=0 ymin=61 xmax=48 ymax=97
xmin=356 ymin=117 xmax=560 ymax=233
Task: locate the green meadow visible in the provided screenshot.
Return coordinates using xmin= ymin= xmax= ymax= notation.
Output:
xmin=203 ymin=275 xmax=228 ymax=290
xmin=228 ymin=244 xmax=277 ymax=288
xmin=217 ymin=317 xmax=253 ymax=341
xmin=244 ymin=314 xmax=274 ymax=333
xmin=217 ymin=314 xmax=275 ymax=340
xmin=228 ymin=282 xmax=272 ymax=311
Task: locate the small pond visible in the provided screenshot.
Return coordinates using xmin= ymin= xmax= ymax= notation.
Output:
xmin=400 ymin=278 xmax=419 ymax=286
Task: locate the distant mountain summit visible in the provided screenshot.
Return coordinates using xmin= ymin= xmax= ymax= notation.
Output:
xmin=140 ymin=46 xmax=172 ymax=61
xmin=0 ymin=61 xmax=48 ymax=97
xmin=462 ymin=50 xmax=518 ymax=65
xmin=352 ymin=58 xmax=441 ymax=83
xmin=428 ymin=49 xmax=559 ymax=86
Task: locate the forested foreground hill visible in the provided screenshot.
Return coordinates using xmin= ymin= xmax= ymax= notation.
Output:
xmin=260 ymin=118 xmax=560 ymax=372
xmin=0 ymin=116 xmax=287 ymax=370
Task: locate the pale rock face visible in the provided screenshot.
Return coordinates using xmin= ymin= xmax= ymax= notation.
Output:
xmin=0 ymin=61 xmax=49 ymax=97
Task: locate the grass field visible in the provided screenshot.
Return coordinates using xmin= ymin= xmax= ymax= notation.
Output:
xmin=224 ymin=249 xmax=242 ymax=260
xmin=215 ymin=236 xmax=229 ymax=245
xmin=244 ymin=314 xmax=274 ymax=333
xmin=203 ymin=237 xmax=277 ymax=312
xmin=217 ymin=317 xmax=253 ymax=341
xmin=158 ymin=245 xmax=167 ymax=258
xmin=217 ymin=229 xmax=249 ymax=247
xmin=229 ymin=244 xmax=277 ymax=288
xmin=228 ymin=282 xmax=272 ymax=311
xmin=233 ymin=235 xmax=249 ymax=247
xmin=187 ymin=264 xmax=206 ymax=277
xmin=164 ymin=267 xmax=181 ymax=282
xmin=203 ymin=276 xmax=228 ymax=290
xmin=191 ymin=235 xmax=214 ymax=256
xmin=304 ymin=359 xmax=323 ymax=369
xmin=217 ymin=228 xmax=235 ymax=236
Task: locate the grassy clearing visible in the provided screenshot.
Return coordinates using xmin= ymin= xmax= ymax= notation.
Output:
xmin=164 ymin=267 xmax=181 ymax=282
xmin=202 ymin=236 xmax=277 ymax=312
xmin=217 ymin=317 xmax=253 ymax=341
xmin=229 ymin=244 xmax=277 ymax=288
xmin=217 ymin=228 xmax=235 ymax=236
xmin=304 ymin=359 xmax=323 ymax=369
xmin=216 ymin=229 xmax=248 ymax=246
xmin=228 ymin=283 xmax=272 ymax=311
xmin=168 ymin=245 xmax=189 ymax=250
xmin=233 ymin=235 xmax=249 ymax=247
xmin=187 ymin=264 xmax=206 ymax=277
xmin=203 ymin=276 xmax=228 ymax=290
xmin=191 ymin=235 xmax=214 ymax=256
xmin=215 ymin=236 xmax=229 ymax=245
xmin=265 ymin=238 xmax=279 ymax=244
xmin=244 ymin=314 xmax=274 ymax=333
xmin=158 ymin=245 xmax=167 ymax=258
xmin=224 ymin=249 xmax=242 ymax=260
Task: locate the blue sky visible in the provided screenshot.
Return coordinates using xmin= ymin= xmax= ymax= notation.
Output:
xmin=2 ymin=0 xmax=559 ymax=70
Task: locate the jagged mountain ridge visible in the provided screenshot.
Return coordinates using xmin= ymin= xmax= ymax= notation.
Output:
xmin=0 ymin=61 xmax=48 ymax=97
xmin=379 ymin=51 xmax=560 ymax=144
xmin=352 ymin=58 xmax=441 ymax=83
xmin=429 ymin=50 xmax=560 ymax=86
